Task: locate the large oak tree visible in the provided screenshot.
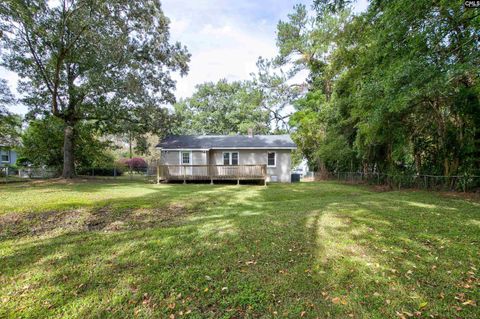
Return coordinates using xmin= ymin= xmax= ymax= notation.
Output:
xmin=0 ymin=0 xmax=189 ymax=177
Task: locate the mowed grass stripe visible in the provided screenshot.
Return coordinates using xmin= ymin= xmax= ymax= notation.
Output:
xmin=0 ymin=181 xmax=478 ymax=318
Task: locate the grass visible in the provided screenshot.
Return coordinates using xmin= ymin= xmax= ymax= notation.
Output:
xmin=0 ymin=180 xmax=479 ymax=318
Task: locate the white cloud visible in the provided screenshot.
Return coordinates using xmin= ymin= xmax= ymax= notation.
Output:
xmin=165 ymin=0 xmax=369 ymax=101
xmin=169 ymin=17 xmax=190 ymax=36
xmin=354 ymin=0 xmax=369 ymax=13
xmin=171 ymin=20 xmax=277 ymax=99
xmin=1 ymin=0 xmax=370 ymax=114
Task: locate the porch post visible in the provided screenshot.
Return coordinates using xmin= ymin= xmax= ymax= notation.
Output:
xmin=183 ymin=165 xmax=186 ymax=184
xmin=209 ymin=165 xmax=213 ymax=185
xmin=263 ymin=164 xmax=267 ymax=186
xmin=157 ymin=151 xmax=162 ymax=184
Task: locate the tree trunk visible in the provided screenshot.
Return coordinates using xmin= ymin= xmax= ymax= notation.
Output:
xmin=414 ymin=151 xmax=421 ymax=175
xmin=129 ymin=131 xmax=133 ymax=159
xmin=62 ymin=124 xmax=76 ymax=178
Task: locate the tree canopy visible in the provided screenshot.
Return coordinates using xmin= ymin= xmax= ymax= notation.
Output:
xmin=0 ymin=0 xmax=189 ymax=177
xmin=0 ymin=79 xmax=20 ymax=146
xmin=18 ymin=116 xmax=113 ymax=169
xmin=174 ymin=79 xmax=270 ymax=135
xmin=280 ymin=0 xmax=480 ymax=176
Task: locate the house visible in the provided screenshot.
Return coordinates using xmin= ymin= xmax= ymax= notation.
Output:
xmin=0 ymin=145 xmax=17 ymax=167
xmin=156 ymin=133 xmax=297 ymax=184
xmin=293 ymin=158 xmax=310 ymax=177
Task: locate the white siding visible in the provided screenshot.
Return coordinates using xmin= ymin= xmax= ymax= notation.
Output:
xmin=161 ymin=149 xmax=292 ymax=182
xmin=161 ymin=150 xmax=207 ymax=165
xmin=210 ymin=149 xmax=292 ymax=182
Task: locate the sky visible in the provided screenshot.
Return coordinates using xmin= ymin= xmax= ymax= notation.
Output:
xmin=0 ymin=0 xmax=369 ymax=115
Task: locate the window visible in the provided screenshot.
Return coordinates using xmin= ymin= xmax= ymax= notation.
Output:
xmin=267 ymin=152 xmax=276 ymax=167
xmin=222 ymin=152 xmax=239 ymax=165
xmin=1 ymin=151 xmax=9 ymax=163
xmin=231 ymin=152 xmax=238 ymax=165
xmin=181 ymin=151 xmax=191 ymax=164
xmin=223 ymin=152 xmax=230 ymax=165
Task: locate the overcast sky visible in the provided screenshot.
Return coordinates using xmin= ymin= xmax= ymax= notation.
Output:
xmin=0 ymin=0 xmax=369 ymax=115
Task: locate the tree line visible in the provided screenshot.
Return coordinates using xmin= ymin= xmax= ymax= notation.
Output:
xmin=167 ymin=0 xmax=480 ymax=178
xmin=282 ymin=0 xmax=480 ymax=176
xmin=1 ymin=0 xmax=479 ymax=178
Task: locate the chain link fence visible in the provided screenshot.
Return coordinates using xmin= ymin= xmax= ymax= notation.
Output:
xmin=76 ymin=166 xmax=157 ymax=182
xmin=1 ymin=164 xmax=159 ymax=184
xmin=314 ymin=171 xmax=480 ymax=192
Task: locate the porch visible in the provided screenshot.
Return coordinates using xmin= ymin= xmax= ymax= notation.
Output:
xmin=157 ymin=164 xmax=267 ymax=185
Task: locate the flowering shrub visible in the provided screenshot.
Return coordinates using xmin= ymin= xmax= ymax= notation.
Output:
xmin=119 ymin=157 xmax=147 ymax=170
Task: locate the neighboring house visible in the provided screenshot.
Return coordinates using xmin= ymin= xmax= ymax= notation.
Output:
xmin=293 ymin=158 xmax=310 ymax=177
xmin=156 ymin=133 xmax=297 ymax=183
xmin=0 ymin=145 xmax=17 ymax=167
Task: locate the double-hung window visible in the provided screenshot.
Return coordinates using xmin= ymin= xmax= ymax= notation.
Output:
xmin=1 ymin=151 xmax=9 ymax=163
xmin=267 ymin=151 xmax=276 ymax=167
xmin=231 ymin=152 xmax=238 ymax=165
xmin=222 ymin=152 xmax=239 ymax=165
xmin=181 ymin=151 xmax=191 ymax=165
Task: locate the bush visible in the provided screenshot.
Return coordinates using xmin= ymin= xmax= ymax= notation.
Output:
xmin=117 ymin=157 xmax=147 ymax=173
xmin=16 ymin=156 xmax=32 ymax=167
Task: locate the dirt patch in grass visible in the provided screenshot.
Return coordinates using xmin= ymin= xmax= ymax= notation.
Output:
xmin=0 ymin=203 xmax=190 ymax=239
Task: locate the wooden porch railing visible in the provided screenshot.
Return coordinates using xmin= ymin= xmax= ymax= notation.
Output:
xmin=157 ymin=164 xmax=267 ymax=184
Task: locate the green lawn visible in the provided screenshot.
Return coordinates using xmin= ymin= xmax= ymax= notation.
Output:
xmin=0 ymin=181 xmax=479 ymax=318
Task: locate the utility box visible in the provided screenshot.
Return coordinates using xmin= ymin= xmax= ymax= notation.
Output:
xmin=291 ymin=173 xmax=301 ymax=183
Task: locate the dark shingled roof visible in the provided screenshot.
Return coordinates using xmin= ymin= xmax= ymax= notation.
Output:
xmin=156 ymin=135 xmax=296 ymax=149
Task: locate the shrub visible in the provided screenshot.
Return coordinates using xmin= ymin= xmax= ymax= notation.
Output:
xmin=118 ymin=157 xmax=147 ymax=173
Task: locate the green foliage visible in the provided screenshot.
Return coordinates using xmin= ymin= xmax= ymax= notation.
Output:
xmin=18 ymin=116 xmax=114 ymax=169
xmin=174 ymin=57 xmax=302 ymax=135
xmin=251 ymin=57 xmax=302 ymax=131
xmin=281 ymin=0 xmax=480 ymax=176
xmin=174 ymin=79 xmax=270 ymax=135
xmin=15 ymin=156 xmax=31 ymax=167
xmin=0 ymin=0 xmax=190 ymax=177
xmin=0 ymin=79 xmax=21 ymax=145
xmin=290 ymin=149 xmax=304 ymax=168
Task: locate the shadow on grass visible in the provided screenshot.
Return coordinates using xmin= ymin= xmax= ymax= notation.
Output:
xmin=0 ymin=181 xmax=479 ymax=318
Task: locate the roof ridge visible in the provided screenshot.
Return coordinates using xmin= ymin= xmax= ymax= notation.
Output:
xmin=156 ymin=134 xmax=297 ymax=149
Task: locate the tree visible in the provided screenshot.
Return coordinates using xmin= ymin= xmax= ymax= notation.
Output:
xmin=174 ymin=79 xmax=270 ymax=135
xmin=0 ymin=0 xmax=189 ymax=178
xmin=0 ymin=79 xmax=21 ymax=145
xmin=107 ymin=104 xmax=173 ymax=159
xmin=279 ymin=0 xmax=480 ymax=176
xmin=19 ymin=116 xmax=114 ymax=169
xmin=251 ymin=57 xmax=303 ymax=132
xmin=277 ymin=3 xmax=352 ymax=172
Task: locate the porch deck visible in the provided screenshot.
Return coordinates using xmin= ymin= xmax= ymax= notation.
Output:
xmin=157 ymin=164 xmax=267 ymax=184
